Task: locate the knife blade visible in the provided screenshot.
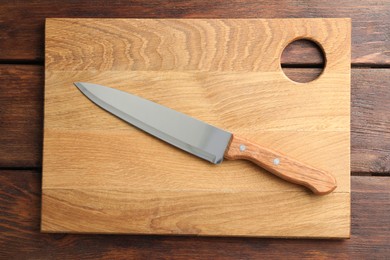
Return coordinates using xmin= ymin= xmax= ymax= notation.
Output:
xmin=74 ymin=82 xmax=337 ymax=195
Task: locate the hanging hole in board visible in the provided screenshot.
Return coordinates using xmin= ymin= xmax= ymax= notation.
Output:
xmin=281 ymin=39 xmax=326 ymax=83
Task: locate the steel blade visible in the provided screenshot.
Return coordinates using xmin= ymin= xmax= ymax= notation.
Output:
xmin=74 ymin=82 xmax=232 ymax=164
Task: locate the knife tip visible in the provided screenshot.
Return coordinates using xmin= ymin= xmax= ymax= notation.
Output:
xmin=74 ymin=82 xmax=82 ymax=88
xmin=74 ymin=82 xmax=89 ymax=91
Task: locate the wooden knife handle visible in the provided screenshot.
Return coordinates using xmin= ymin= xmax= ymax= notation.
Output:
xmin=224 ymin=135 xmax=337 ymax=195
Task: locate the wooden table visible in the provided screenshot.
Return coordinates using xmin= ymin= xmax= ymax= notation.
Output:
xmin=0 ymin=1 xmax=389 ymax=258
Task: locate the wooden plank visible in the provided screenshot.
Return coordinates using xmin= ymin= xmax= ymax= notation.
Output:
xmin=0 ymin=65 xmax=43 ymax=167
xmin=351 ymin=69 xmax=390 ymax=174
xmin=1 ymin=170 xmax=389 ymax=258
xmin=0 ymin=0 xmax=388 ymax=64
xmin=1 ymin=66 xmax=389 ymax=174
xmin=42 ymin=18 xmax=350 ymax=237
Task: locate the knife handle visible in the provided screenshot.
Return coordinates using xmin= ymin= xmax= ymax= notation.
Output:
xmin=224 ymin=135 xmax=337 ymax=195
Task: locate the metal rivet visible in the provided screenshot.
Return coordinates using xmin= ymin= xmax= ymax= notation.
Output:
xmin=273 ymin=158 xmax=280 ymax=165
xmin=239 ymin=144 xmax=246 ymax=152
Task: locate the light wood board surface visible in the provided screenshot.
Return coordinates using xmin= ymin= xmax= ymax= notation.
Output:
xmin=43 ymin=18 xmax=351 ymax=238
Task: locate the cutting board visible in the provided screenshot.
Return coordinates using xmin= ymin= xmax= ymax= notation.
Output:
xmin=42 ymin=18 xmax=351 ymax=238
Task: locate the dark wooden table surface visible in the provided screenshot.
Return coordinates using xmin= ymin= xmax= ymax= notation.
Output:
xmin=1 ymin=1 xmax=389 ymax=259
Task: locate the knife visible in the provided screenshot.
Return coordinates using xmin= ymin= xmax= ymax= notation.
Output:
xmin=74 ymin=82 xmax=337 ymax=195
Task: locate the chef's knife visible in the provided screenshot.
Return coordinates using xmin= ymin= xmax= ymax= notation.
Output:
xmin=74 ymin=82 xmax=337 ymax=195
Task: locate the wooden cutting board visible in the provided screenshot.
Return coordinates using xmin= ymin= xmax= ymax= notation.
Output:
xmin=42 ymin=18 xmax=351 ymax=238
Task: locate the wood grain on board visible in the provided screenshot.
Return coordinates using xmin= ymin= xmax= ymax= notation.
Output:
xmin=0 ymin=0 xmax=388 ymax=65
xmin=2 ymin=171 xmax=390 ymax=259
xmin=1 ymin=66 xmax=388 ymax=174
xmin=42 ymin=18 xmax=350 ymax=237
